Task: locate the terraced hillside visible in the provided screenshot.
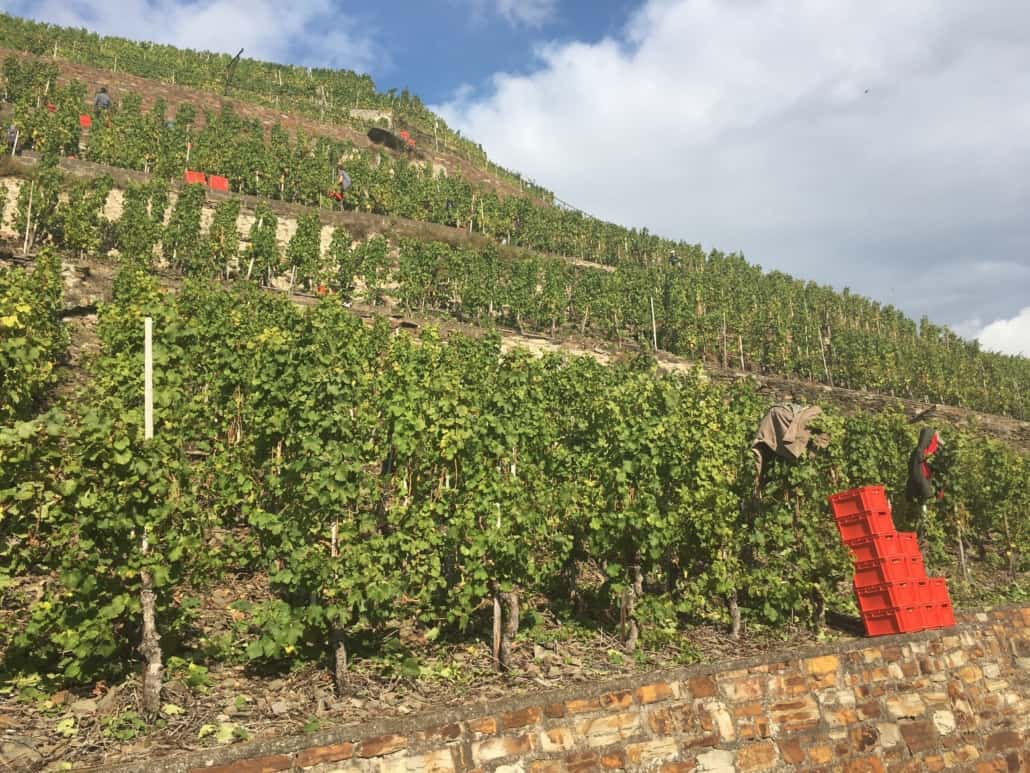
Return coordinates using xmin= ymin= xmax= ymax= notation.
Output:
xmin=4 ymin=45 xmax=1029 ymax=418
xmin=0 ymin=14 xmax=1028 ymax=771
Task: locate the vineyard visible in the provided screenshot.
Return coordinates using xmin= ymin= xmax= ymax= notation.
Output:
xmin=0 ymin=11 xmax=552 ymax=202
xmin=0 ymin=14 xmax=1029 ymax=770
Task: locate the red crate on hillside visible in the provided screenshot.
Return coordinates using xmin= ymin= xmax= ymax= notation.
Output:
xmin=847 ymin=533 xmax=909 ymax=563
xmin=829 ymin=485 xmax=890 ymax=519
xmin=854 ymin=557 xmax=914 ymax=588
xmin=927 ymin=577 xmax=949 ymax=604
xmin=836 ymin=511 xmax=896 ymax=544
xmin=79 ymin=114 xmax=92 ymax=128
xmin=184 ymin=170 xmax=206 ymax=185
xmin=909 ymin=554 xmax=927 ymax=580
xmin=854 ymin=581 xmax=918 ymax=614
xmin=896 ymin=531 xmax=919 ymax=556
xmin=924 ymin=602 xmax=955 ymax=629
xmin=863 ymin=606 xmax=925 ymax=636
xmin=911 ymin=579 xmax=931 ymax=604
xmin=208 ymin=174 xmax=229 ymax=192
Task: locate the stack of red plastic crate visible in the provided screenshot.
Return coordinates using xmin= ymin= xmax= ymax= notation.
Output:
xmin=828 ymin=485 xmax=955 ymax=636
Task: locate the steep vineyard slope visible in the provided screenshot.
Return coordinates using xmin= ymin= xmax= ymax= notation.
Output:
xmin=0 ymin=15 xmax=1028 ymax=770
xmin=2 ymin=146 xmax=1027 ymax=419
xmin=0 ymin=47 xmax=533 ymax=202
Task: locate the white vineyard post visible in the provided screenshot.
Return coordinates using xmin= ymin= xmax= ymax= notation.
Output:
xmin=140 ymin=316 xmax=162 ymax=715
xmin=144 ymin=317 xmax=153 ymax=440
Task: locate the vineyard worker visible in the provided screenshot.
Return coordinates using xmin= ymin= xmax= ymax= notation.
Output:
xmin=750 ymin=403 xmax=828 ymax=494
xmin=5 ymin=124 xmax=17 ymax=155
xmin=906 ymin=427 xmax=941 ymax=501
xmin=94 ymin=86 xmax=111 ymax=115
xmin=333 ymin=165 xmax=352 ymax=209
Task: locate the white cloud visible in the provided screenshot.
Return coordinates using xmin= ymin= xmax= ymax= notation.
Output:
xmin=977 ymin=308 xmax=1030 ymax=357
xmin=4 ymin=0 xmax=381 ymax=73
xmin=493 ymin=0 xmax=556 ymax=27
xmin=435 ymin=0 xmax=1030 ymax=337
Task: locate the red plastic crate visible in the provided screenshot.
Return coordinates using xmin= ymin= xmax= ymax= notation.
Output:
xmin=896 ymin=531 xmax=919 ymax=556
xmin=848 ymin=533 xmax=908 ymax=563
xmin=208 ymin=174 xmax=229 ymax=192
xmin=829 ymin=485 xmax=890 ymax=519
xmin=911 ymin=579 xmax=931 ymax=604
xmin=836 ymin=511 xmax=896 ymax=544
xmin=854 ymin=581 xmax=918 ymax=614
xmin=927 ymin=577 xmax=949 ymax=604
xmin=909 ymin=554 xmax=927 ymax=580
xmin=854 ymin=556 xmax=913 ymax=588
xmin=184 ymin=170 xmax=206 ymax=185
xmin=863 ymin=606 xmax=924 ymax=636
xmin=922 ymin=602 xmax=955 ymax=629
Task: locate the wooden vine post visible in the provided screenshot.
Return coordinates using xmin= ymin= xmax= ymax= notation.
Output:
xmin=620 ymin=563 xmax=643 ymax=652
xmin=331 ymin=518 xmax=349 ymax=694
xmin=21 ymin=180 xmax=35 ymax=256
xmin=650 ymin=296 xmax=658 ymax=351
xmin=491 ymin=504 xmax=519 ymax=672
xmin=140 ymin=317 xmax=163 ymax=716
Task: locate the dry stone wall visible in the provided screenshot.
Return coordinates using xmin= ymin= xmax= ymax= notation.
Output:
xmin=106 ymin=606 xmax=1029 ymax=773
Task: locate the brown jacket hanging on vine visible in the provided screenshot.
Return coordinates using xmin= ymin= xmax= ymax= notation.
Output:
xmin=751 ymin=403 xmax=828 ymax=494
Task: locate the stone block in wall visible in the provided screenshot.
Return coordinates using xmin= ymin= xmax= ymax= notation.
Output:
xmin=576 ymin=711 xmax=641 ymax=747
xmin=884 ymin=693 xmax=925 ymax=719
xmin=699 ymin=701 xmax=735 ymax=742
xmin=501 ymin=707 xmax=541 ymax=730
xmin=983 ymin=729 xmax=1022 ymax=752
xmin=471 ymin=734 xmax=534 ymax=764
xmin=193 ymin=754 xmax=292 ymax=773
xmin=468 ymin=717 xmax=497 ymax=736
xmin=688 ymin=676 xmax=717 ymax=699
xmin=932 ymin=709 xmax=957 ymax=735
xmin=383 ymin=749 xmax=456 ymax=773
xmin=899 ymin=719 xmax=939 ymax=753
xmin=538 ymin=726 xmax=575 ymax=753
xmin=769 ymin=694 xmax=820 ymax=735
xmin=719 ymin=673 xmax=764 ymax=702
xmin=294 ymin=741 xmax=354 ymax=768
xmin=841 ymin=755 xmax=885 ymax=772
xmin=564 ymin=751 xmax=600 ymax=772
xmin=414 ymin=723 xmax=462 ymax=743
xmin=624 ymin=737 xmax=679 ymax=766
xmin=849 ymin=724 xmax=879 ymax=754
xmin=735 ymin=740 xmax=778 ymax=771
xmin=694 ymin=748 xmax=735 ymax=772
xmin=635 ymin=681 xmax=677 ymax=704
xmin=358 ymin=733 xmax=407 ymax=758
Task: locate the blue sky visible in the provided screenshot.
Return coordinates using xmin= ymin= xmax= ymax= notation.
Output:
xmin=3 ymin=0 xmax=1030 ymax=355
xmin=352 ymin=1 xmax=642 ymax=105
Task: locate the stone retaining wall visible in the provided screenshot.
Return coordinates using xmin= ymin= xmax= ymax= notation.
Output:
xmin=105 ymin=606 xmax=1029 ymax=773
